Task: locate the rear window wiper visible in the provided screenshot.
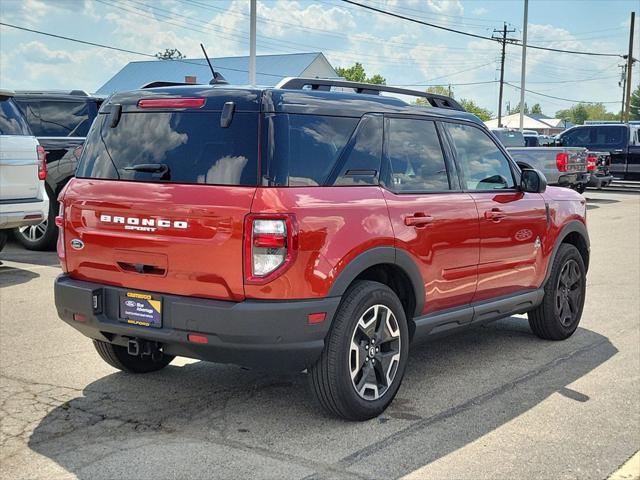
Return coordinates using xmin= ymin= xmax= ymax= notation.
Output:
xmin=123 ymin=163 xmax=170 ymax=180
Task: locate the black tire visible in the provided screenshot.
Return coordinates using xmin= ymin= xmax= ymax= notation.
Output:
xmin=308 ymin=280 xmax=410 ymax=421
xmin=575 ymin=184 xmax=586 ymax=194
xmin=93 ymin=340 xmax=174 ymax=373
xmin=13 ymin=200 xmax=58 ymax=251
xmin=529 ymin=244 xmax=586 ymax=340
xmin=0 ymin=230 xmax=7 ymax=253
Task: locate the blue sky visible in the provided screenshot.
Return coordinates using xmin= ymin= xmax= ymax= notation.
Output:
xmin=1 ymin=0 xmax=638 ymax=118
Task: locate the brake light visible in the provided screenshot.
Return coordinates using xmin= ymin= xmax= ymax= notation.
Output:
xmin=37 ymin=145 xmax=47 ymax=180
xmin=586 ymin=153 xmax=597 ymax=172
xmin=137 ymin=98 xmax=205 ymax=109
xmin=556 ymin=152 xmax=569 ymax=172
xmin=244 ymin=214 xmax=297 ymax=284
xmin=56 ymin=202 xmax=67 ymax=271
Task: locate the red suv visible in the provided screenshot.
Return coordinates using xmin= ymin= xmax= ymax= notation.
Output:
xmin=54 ymin=79 xmax=589 ymax=420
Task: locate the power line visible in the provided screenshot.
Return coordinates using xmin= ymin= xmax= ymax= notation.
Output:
xmin=0 ymin=22 xmax=284 ymax=78
xmin=340 ymin=0 xmax=623 ymax=58
xmin=504 ymin=82 xmax=620 ymax=104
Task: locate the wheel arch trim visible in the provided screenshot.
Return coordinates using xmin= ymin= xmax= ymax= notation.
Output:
xmin=544 ymin=220 xmax=590 ymax=285
xmin=328 ymin=246 xmax=425 ymax=317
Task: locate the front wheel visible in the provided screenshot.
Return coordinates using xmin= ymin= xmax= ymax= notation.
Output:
xmin=575 ymin=183 xmax=586 ymax=194
xmin=308 ymin=281 xmax=409 ymax=421
xmin=529 ymin=244 xmax=586 ymax=340
xmin=0 ymin=230 xmax=7 ymax=252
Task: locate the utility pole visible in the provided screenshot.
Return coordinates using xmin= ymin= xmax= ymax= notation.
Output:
xmin=623 ymin=11 xmax=635 ymax=122
xmin=448 ymin=84 xmax=452 ymax=97
xmin=518 ymin=0 xmax=529 ymax=132
xmin=249 ymin=0 xmax=257 ymax=85
xmin=619 ymin=62 xmax=627 ymax=122
xmin=493 ymin=23 xmax=517 ymax=127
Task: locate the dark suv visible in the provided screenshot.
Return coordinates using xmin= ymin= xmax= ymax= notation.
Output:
xmin=12 ymin=91 xmax=103 ymax=250
xmin=54 ymin=79 xmax=589 ymax=420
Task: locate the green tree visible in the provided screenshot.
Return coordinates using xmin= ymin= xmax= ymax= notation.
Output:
xmin=458 ymin=98 xmax=493 ymax=121
xmin=155 ymin=48 xmax=185 ymax=60
xmin=530 ymin=103 xmax=543 ymax=115
xmin=629 ymin=84 xmax=640 ymax=121
xmin=556 ymin=102 xmax=618 ymax=124
xmin=414 ymin=86 xmax=454 ymax=106
xmin=510 ymin=102 xmax=529 ymax=115
xmin=334 ymin=63 xmax=386 ymax=84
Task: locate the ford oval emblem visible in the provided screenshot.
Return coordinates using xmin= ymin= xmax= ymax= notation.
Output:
xmin=70 ymin=239 xmax=84 ymax=250
xmin=125 ymin=300 xmax=137 ymax=308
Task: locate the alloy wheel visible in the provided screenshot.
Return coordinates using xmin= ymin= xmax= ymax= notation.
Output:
xmin=555 ymin=259 xmax=583 ymax=327
xmin=18 ymin=220 xmax=48 ymax=242
xmin=349 ymin=304 xmax=401 ymax=401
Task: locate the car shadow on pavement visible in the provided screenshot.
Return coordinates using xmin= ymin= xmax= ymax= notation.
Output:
xmin=24 ymin=318 xmax=616 ymax=479
xmin=0 ymin=243 xmax=60 ymax=268
xmin=0 ymin=265 xmax=40 ymax=288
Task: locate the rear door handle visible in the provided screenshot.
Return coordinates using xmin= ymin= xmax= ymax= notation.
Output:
xmin=484 ymin=208 xmax=507 ymax=221
xmin=404 ymin=213 xmax=433 ymax=227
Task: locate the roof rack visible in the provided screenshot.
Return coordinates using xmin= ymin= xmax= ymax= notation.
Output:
xmin=276 ymin=77 xmax=465 ymax=111
xmin=15 ymin=89 xmax=89 ymax=96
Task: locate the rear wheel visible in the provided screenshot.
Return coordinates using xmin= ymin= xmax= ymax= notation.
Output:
xmin=308 ymin=281 xmax=409 ymax=421
xmin=14 ymin=200 xmax=58 ymax=251
xmin=529 ymin=244 xmax=586 ymax=340
xmin=0 ymin=230 xmax=7 ymax=252
xmin=575 ymin=183 xmax=586 ymax=194
xmin=93 ymin=340 xmax=174 ymax=373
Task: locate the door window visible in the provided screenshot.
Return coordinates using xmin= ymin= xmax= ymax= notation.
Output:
xmin=386 ymin=117 xmax=450 ymax=192
xmin=444 ymin=123 xmax=516 ymax=191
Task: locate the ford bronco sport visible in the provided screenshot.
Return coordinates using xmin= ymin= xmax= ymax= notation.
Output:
xmin=54 ymin=78 xmax=589 ymax=421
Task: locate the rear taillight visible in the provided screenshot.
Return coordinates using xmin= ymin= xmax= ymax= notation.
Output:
xmin=244 ymin=214 xmax=297 ymax=284
xmin=137 ymin=98 xmax=205 ymax=109
xmin=37 ymin=145 xmax=47 ymax=180
xmin=586 ymin=153 xmax=597 ymax=172
xmin=556 ymin=152 xmax=568 ymax=172
xmin=56 ymin=203 xmax=66 ymax=271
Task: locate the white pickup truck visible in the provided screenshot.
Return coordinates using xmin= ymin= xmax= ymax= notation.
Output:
xmin=0 ymin=90 xmax=49 ymax=252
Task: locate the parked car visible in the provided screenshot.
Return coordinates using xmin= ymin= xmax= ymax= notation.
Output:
xmin=522 ymin=130 xmax=540 ymax=147
xmin=11 ymin=90 xmax=103 ymax=250
xmin=54 ymin=78 xmax=589 ymax=420
xmin=506 ymin=146 xmax=590 ymax=192
xmin=556 ymin=123 xmax=640 ymax=180
xmin=0 ymin=90 xmax=49 ymax=252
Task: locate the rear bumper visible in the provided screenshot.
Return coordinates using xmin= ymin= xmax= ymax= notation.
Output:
xmin=0 ymin=183 xmax=49 ymax=229
xmin=586 ymin=173 xmax=613 ymax=188
xmin=54 ymin=275 xmax=341 ymax=371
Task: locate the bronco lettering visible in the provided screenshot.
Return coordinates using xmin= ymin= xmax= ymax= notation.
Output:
xmin=99 ymin=214 xmax=187 ymax=230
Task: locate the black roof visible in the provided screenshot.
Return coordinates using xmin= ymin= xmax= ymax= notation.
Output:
xmin=103 ymin=84 xmax=483 ymax=125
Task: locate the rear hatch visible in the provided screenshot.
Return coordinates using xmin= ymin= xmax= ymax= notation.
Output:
xmin=61 ymin=87 xmax=261 ymax=301
xmin=0 ymin=96 xmax=40 ymax=201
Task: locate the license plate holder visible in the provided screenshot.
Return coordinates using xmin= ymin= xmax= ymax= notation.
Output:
xmin=119 ymin=292 xmax=162 ymax=328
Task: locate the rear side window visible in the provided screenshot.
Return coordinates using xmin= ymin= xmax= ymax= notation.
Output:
xmin=77 ymin=111 xmax=258 ymax=186
xmin=386 ymin=117 xmax=450 ymax=192
xmin=263 ymin=114 xmax=358 ymax=186
xmin=445 ymin=123 xmax=516 ymax=191
xmin=13 ymin=100 xmax=93 ymax=137
xmin=0 ymin=97 xmax=32 ymax=136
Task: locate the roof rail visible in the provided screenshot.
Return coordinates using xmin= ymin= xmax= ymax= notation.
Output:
xmin=15 ymin=89 xmax=89 ymax=96
xmin=276 ymin=77 xmax=465 ymax=111
xmin=140 ymin=81 xmax=199 ymax=89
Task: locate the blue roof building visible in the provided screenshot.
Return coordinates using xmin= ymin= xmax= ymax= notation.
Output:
xmin=97 ymin=52 xmax=337 ymax=94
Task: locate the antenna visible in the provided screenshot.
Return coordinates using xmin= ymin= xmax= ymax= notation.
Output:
xmin=200 ymin=43 xmax=229 ymax=85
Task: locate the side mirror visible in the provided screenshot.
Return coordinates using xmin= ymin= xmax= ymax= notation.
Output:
xmin=520 ymin=168 xmax=547 ymax=193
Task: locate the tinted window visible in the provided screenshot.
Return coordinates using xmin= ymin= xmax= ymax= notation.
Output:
xmin=264 ymin=114 xmax=357 ymax=186
xmin=562 ymin=126 xmax=626 ymax=148
xmin=77 ymin=112 xmax=258 ymax=185
xmin=524 ymin=136 xmax=539 ymax=147
xmin=14 ymin=100 xmax=92 ymax=137
xmin=0 ymin=97 xmax=32 ymax=136
xmin=491 ymin=129 xmax=525 ymax=147
xmin=386 ymin=118 xmax=450 ymax=192
xmin=332 ymin=115 xmax=382 ymax=186
xmin=445 ymin=123 xmax=515 ymax=191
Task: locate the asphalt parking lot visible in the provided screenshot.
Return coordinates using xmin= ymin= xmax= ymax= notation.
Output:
xmin=0 ymin=189 xmax=638 ymax=480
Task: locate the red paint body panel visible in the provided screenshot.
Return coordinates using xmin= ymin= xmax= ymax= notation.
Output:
xmin=246 ymin=186 xmax=394 ymax=299
xmin=62 ymin=178 xmax=255 ymax=301
xmin=470 ymin=191 xmax=548 ymax=302
xmin=382 ymin=190 xmax=480 ymax=315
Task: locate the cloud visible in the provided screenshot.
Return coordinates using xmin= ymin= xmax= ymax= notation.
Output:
xmin=473 ymin=7 xmax=489 ymax=16
xmin=16 ymin=41 xmax=75 ymax=65
xmin=427 ymin=0 xmax=464 ymax=16
xmin=257 ymin=0 xmax=355 ymax=38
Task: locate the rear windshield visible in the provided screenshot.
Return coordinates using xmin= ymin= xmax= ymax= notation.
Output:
xmin=492 ymin=130 xmax=525 ymax=147
xmin=14 ymin=99 xmax=96 ymax=137
xmin=77 ymin=111 xmax=258 ymax=186
xmin=0 ymin=97 xmax=32 ymax=136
